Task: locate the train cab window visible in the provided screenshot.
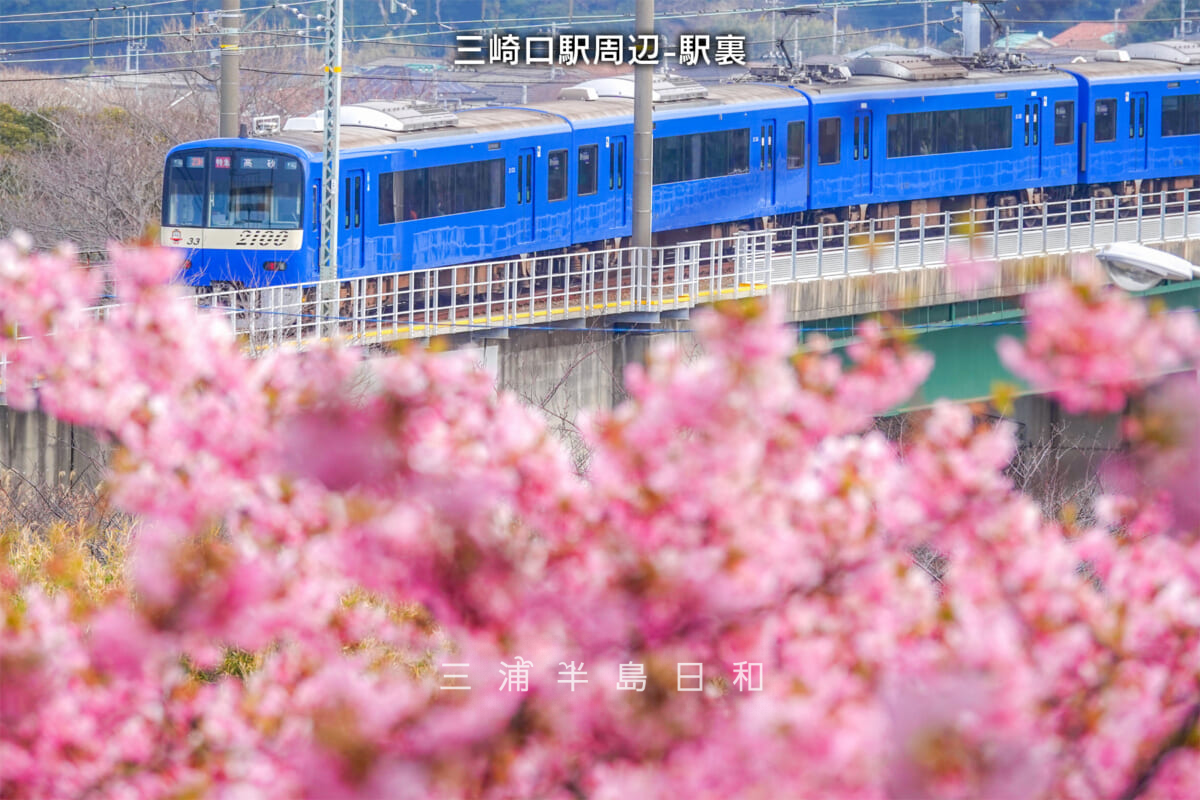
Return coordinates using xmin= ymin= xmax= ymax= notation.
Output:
xmin=652 ymin=129 xmax=749 ymax=184
xmin=1054 ymin=101 xmax=1074 ymax=145
xmin=1094 ymin=99 xmax=1117 ymax=142
xmin=786 ymin=121 xmax=805 ymax=168
xmin=577 ymin=145 xmax=598 ymax=196
xmin=548 ymin=149 xmax=567 ymax=202
xmin=164 ymin=152 xmax=206 ymax=227
xmin=378 ymin=159 xmax=504 ymax=223
xmin=1162 ymin=94 xmax=1200 ymax=137
xmin=207 ymin=153 xmax=303 ymax=230
xmin=818 ymin=117 xmax=840 ymax=165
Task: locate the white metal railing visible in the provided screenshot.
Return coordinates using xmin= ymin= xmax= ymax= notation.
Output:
xmin=3 ymin=188 xmax=1200 ymax=397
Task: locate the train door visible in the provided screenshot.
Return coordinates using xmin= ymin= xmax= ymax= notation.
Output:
xmin=853 ymin=110 xmax=873 ymax=195
xmin=1024 ymin=100 xmax=1043 ymax=180
xmin=340 ymin=168 xmax=365 ymax=274
xmin=1130 ymin=91 xmax=1148 ymax=170
xmin=609 ymin=135 xmax=627 ymax=225
xmin=759 ymin=119 xmax=777 ymax=204
xmin=517 ymin=147 xmax=536 ymax=244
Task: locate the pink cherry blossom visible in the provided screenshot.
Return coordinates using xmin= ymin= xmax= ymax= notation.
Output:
xmin=2 ymin=240 xmax=1199 ymax=800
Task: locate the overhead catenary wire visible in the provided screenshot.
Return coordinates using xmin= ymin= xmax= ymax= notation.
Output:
xmin=0 ymin=10 xmax=959 ymax=71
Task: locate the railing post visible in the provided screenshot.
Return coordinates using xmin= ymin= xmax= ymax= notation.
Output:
xmin=1018 ymin=202 xmax=1024 ymax=254
xmin=943 ymin=210 xmax=950 ymax=261
xmin=790 ymin=226 xmax=797 ymax=281
xmin=817 ymin=220 xmax=824 ymax=279
xmin=1089 ymin=196 xmax=1096 ymax=247
xmin=1043 ymin=196 xmax=1049 ymax=251
xmin=1137 ymin=191 xmax=1143 ymax=242
xmin=893 ymin=217 xmax=900 ymax=271
xmin=843 ymin=220 xmax=850 ymax=276
xmin=919 ymin=212 xmax=926 ymax=267
xmin=993 ymin=206 xmax=999 ymax=257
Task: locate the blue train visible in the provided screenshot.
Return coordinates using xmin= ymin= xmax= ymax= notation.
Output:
xmin=161 ymin=40 xmax=1200 ymax=288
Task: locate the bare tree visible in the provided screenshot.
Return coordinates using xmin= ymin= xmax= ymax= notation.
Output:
xmin=0 ymin=75 xmax=213 ymax=251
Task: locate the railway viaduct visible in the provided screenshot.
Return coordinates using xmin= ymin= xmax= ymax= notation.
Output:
xmin=4 ymin=195 xmax=1200 ymax=486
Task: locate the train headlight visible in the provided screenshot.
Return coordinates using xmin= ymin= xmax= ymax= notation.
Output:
xmin=262 ymin=261 xmax=287 ymax=271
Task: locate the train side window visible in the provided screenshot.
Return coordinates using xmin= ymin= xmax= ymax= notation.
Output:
xmin=486 ymin=160 xmax=505 ymax=209
xmin=379 ymin=159 xmax=505 ymax=222
xmin=403 ymin=171 xmax=427 ymax=220
xmin=704 ymin=132 xmax=730 ymax=178
xmin=548 ymin=149 xmax=567 ymax=201
xmin=577 ymin=144 xmax=598 ymax=196
xmin=378 ymin=173 xmax=394 ymax=224
xmin=887 ymin=108 xmax=1009 ymax=157
xmin=936 ymin=110 xmax=961 ymax=153
xmin=616 ymin=139 xmax=626 ymax=189
xmin=818 ymin=117 xmax=840 ymax=165
xmin=786 ymin=121 xmax=805 ymax=168
xmin=1094 ymin=99 xmax=1116 ymax=142
xmin=429 ymin=165 xmax=454 ymax=216
xmin=1162 ymin=94 xmax=1200 ymax=137
xmin=652 ymin=129 xmax=749 ymax=185
xmin=1054 ymin=101 xmax=1074 ymax=145
xmin=728 ymin=129 xmax=749 ymax=174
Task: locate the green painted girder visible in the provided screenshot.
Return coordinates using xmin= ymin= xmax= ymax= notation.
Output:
xmin=810 ymin=280 xmax=1200 ymax=410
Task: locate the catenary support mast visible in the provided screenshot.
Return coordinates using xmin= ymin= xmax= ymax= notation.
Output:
xmin=633 ymin=0 xmax=653 ymax=250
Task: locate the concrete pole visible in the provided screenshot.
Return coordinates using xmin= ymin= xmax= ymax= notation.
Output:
xmin=832 ymin=4 xmax=838 ymax=55
xmin=219 ymin=0 xmax=242 ymax=138
xmin=961 ymin=2 xmax=980 ymax=57
xmin=633 ymin=0 xmax=653 ymax=249
xmin=771 ymin=2 xmax=776 ymax=62
xmin=923 ymin=2 xmax=929 ymax=50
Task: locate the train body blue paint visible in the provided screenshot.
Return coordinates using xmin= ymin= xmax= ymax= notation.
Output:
xmin=161 ymin=42 xmax=1200 ymax=288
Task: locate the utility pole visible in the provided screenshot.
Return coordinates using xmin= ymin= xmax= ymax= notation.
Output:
xmin=319 ymin=0 xmax=344 ymax=325
xmin=633 ymin=0 xmax=652 ymax=250
xmin=961 ymin=2 xmax=980 ymax=56
xmin=831 ymin=3 xmax=839 ymax=55
xmin=218 ymin=0 xmax=242 ymax=137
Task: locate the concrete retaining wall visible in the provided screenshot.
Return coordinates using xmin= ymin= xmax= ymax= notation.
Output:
xmin=1 ymin=405 xmax=106 ymax=487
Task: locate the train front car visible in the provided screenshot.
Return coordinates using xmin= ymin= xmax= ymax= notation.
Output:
xmin=161 ymin=140 xmax=316 ymax=288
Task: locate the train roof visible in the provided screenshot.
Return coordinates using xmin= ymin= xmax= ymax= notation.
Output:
xmin=796 ymin=66 xmax=1075 ymax=100
xmin=1057 ymin=60 xmax=1200 ymax=81
xmin=525 ymin=82 xmax=805 ymax=127
xmin=271 ymin=103 xmax=574 ymax=154
xmin=266 ymin=80 xmax=808 ymax=152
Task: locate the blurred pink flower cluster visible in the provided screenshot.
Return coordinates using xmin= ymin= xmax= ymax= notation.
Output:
xmin=2 ymin=241 xmax=1198 ymax=799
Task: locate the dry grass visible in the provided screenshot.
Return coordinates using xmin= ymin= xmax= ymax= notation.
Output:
xmin=1 ymin=470 xmax=133 ymax=607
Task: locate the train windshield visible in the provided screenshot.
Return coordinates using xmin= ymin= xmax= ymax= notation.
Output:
xmin=164 ymin=149 xmax=303 ymax=229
